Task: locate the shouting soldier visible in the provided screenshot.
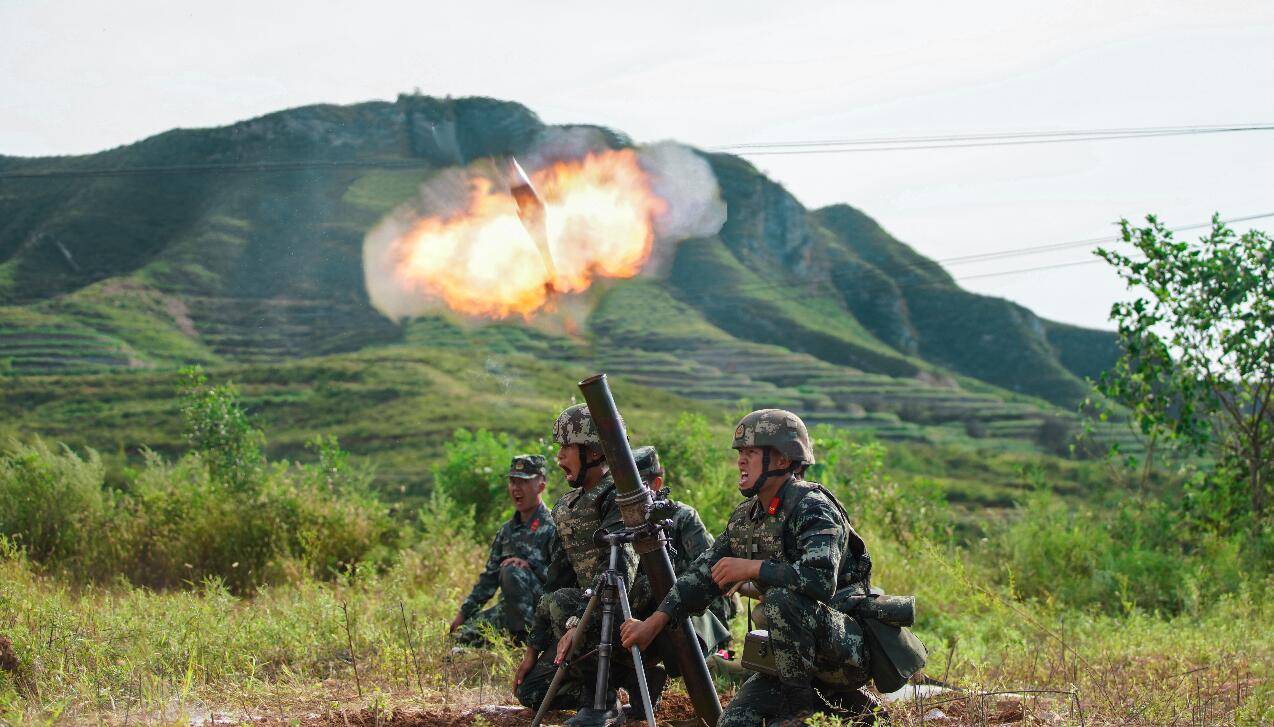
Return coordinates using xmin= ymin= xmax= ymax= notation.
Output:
xmin=514 ymin=404 xmax=638 ymax=726
xmin=450 ymin=454 xmax=556 ymax=646
xmin=621 ymin=409 xmax=879 ymax=724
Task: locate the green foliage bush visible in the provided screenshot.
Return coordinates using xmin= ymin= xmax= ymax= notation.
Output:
xmin=989 ymin=492 xmax=1254 ymax=614
xmin=649 ymin=412 xmax=739 ymax=534
xmin=430 ymin=428 xmax=557 ymax=535
xmin=0 ymin=374 xmax=400 ymax=593
xmin=0 ymin=440 xmax=123 ymax=576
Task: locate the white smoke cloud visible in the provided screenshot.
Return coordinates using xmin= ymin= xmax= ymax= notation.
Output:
xmin=637 ymin=140 xmax=728 ymax=275
xmin=362 ymin=135 xmax=726 ymax=323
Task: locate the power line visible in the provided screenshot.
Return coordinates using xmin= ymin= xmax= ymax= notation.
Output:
xmin=4 ymin=123 xmax=1273 ymax=181
xmin=955 ymin=258 xmax=1105 ymax=281
xmin=0 ymin=158 xmax=431 ymax=180
xmin=713 ymin=122 xmax=1274 ymax=156
xmin=938 ymin=211 xmax=1274 ymax=266
xmin=715 ymin=122 xmax=1274 ymax=149
xmin=665 ymin=209 xmax=1258 ymax=309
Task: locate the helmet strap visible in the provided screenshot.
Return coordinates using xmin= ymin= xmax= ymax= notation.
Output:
xmin=740 ymin=448 xmax=798 ymax=498
xmin=569 ymin=443 xmax=604 ymax=488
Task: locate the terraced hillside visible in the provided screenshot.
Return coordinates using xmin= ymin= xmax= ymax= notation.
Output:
xmin=0 ymin=94 xmax=1132 ymax=458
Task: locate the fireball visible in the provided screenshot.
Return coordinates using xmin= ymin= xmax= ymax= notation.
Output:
xmin=386 ymin=149 xmax=666 ymax=320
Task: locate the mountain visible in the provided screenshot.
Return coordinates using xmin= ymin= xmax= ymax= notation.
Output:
xmin=0 ymin=94 xmax=1125 ymax=456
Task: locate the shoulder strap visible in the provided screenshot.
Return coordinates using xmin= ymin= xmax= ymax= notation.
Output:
xmin=787 ymin=482 xmax=867 ymax=558
xmin=594 ymin=482 xmax=617 ymax=519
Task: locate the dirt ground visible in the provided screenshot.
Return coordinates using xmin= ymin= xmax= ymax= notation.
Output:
xmin=245 ymin=692 xmax=703 ymax=727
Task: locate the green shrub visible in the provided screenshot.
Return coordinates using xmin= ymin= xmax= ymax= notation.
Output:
xmin=649 ymin=412 xmax=739 ymax=533
xmin=178 ymin=367 xmax=264 ymax=491
xmin=0 ymin=439 xmax=122 ymax=577
xmin=988 ymin=491 xmax=1256 ymax=614
xmin=430 ymin=428 xmax=524 ymax=534
xmin=0 ymin=436 xmax=398 ymax=593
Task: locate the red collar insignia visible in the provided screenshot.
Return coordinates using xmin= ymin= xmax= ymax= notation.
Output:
xmin=767 ymin=497 xmax=781 ymax=516
xmin=530 ymin=518 xmax=540 ymax=532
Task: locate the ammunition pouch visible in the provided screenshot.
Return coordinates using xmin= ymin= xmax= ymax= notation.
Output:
xmin=861 ymin=617 xmax=927 ymax=693
xmin=833 ymin=589 xmax=927 ymax=692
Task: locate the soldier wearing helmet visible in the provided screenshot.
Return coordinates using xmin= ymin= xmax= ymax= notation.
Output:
xmin=622 ymin=409 xmax=877 ymax=724
xmin=513 ymin=404 xmax=639 ymax=726
xmin=450 ymin=454 xmax=556 ymax=646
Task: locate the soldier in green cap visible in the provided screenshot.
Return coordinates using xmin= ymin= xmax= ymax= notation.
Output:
xmin=622 ymin=409 xmax=880 ymax=725
xmin=513 ymin=404 xmax=639 ymax=726
xmin=450 ymin=454 xmax=556 ymax=646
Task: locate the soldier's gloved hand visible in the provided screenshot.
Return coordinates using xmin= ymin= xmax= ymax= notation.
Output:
xmin=449 ymin=612 xmax=465 ymax=633
xmin=620 ymin=612 xmax=668 ymax=652
xmin=711 ymin=557 xmax=762 ymax=591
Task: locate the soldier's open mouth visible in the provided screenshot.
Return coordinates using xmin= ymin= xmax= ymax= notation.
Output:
xmin=738 ymin=470 xmax=749 ymax=485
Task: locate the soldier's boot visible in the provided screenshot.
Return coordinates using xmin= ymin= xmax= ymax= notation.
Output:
xmin=617 ymin=664 xmax=668 ymax=724
xmin=778 ymin=679 xmax=827 ymax=721
xmin=564 ymin=686 xmax=619 ymax=727
xmin=823 ymin=685 xmax=887 ymax=725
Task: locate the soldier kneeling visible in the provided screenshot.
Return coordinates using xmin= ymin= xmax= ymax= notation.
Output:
xmin=622 ymin=409 xmax=881 ymax=725
xmin=450 ymin=455 xmax=556 ymax=646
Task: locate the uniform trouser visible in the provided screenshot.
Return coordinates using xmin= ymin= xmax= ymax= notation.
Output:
xmin=456 ymin=564 xmax=542 ymax=644
xmin=516 ymin=648 xmax=583 ymax=711
xmin=720 ymin=587 xmax=871 ymax=725
xmin=763 ymin=586 xmax=869 ymax=685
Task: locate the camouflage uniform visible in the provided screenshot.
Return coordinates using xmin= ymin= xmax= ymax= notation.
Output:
xmin=516 ymin=406 xmax=638 ymax=718
xmin=656 ymin=410 xmax=874 ymax=725
xmin=456 ymin=455 xmax=556 ymax=645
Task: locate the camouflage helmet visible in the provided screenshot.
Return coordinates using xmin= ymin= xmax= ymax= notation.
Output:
xmin=632 ymin=445 xmax=663 ymax=482
xmin=553 ymin=404 xmax=602 ymax=447
xmin=731 ymin=409 xmax=815 ymax=466
xmin=508 ymin=454 xmax=547 ymax=480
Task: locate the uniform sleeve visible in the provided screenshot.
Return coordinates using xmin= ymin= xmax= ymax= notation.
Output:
xmin=460 ymin=529 xmax=505 ymax=618
xmin=627 ymin=570 xmax=653 ymax=616
xmin=526 ymin=524 xmax=554 ymax=583
xmin=755 ymin=496 xmax=843 ymax=603
xmin=656 ymin=527 xmax=734 ymax=623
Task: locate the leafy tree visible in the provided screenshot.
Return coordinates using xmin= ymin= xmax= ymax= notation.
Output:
xmin=1096 ymin=215 xmax=1272 ymax=524
xmin=177 ymin=367 xmax=265 ymax=491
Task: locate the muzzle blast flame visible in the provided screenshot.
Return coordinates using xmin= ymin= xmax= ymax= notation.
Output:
xmin=363 ymin=136 xmax=726 ymax=323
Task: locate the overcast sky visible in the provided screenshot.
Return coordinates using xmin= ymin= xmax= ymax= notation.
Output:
xmin=3 ymin=0 xmax=1272 ymax=330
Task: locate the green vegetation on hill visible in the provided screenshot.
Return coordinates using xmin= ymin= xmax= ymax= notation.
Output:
xmin=1 ymin=95 xmax=1120 ymax=451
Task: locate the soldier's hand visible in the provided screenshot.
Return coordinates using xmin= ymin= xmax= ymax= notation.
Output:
xmin=448 ymin=612 xmax=465 ymax=633
xmin=711 ymin=557 xmax=762 ymax=590
xmin=501 ymin=557 xmax=531 ymax=569
xmin=620 ymin=613 xmax=668 ymax=651
xmin=554 ymin=628 xmax=577 ymax=664
xmin=514 ymin=648 xmax=536 ymax=687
